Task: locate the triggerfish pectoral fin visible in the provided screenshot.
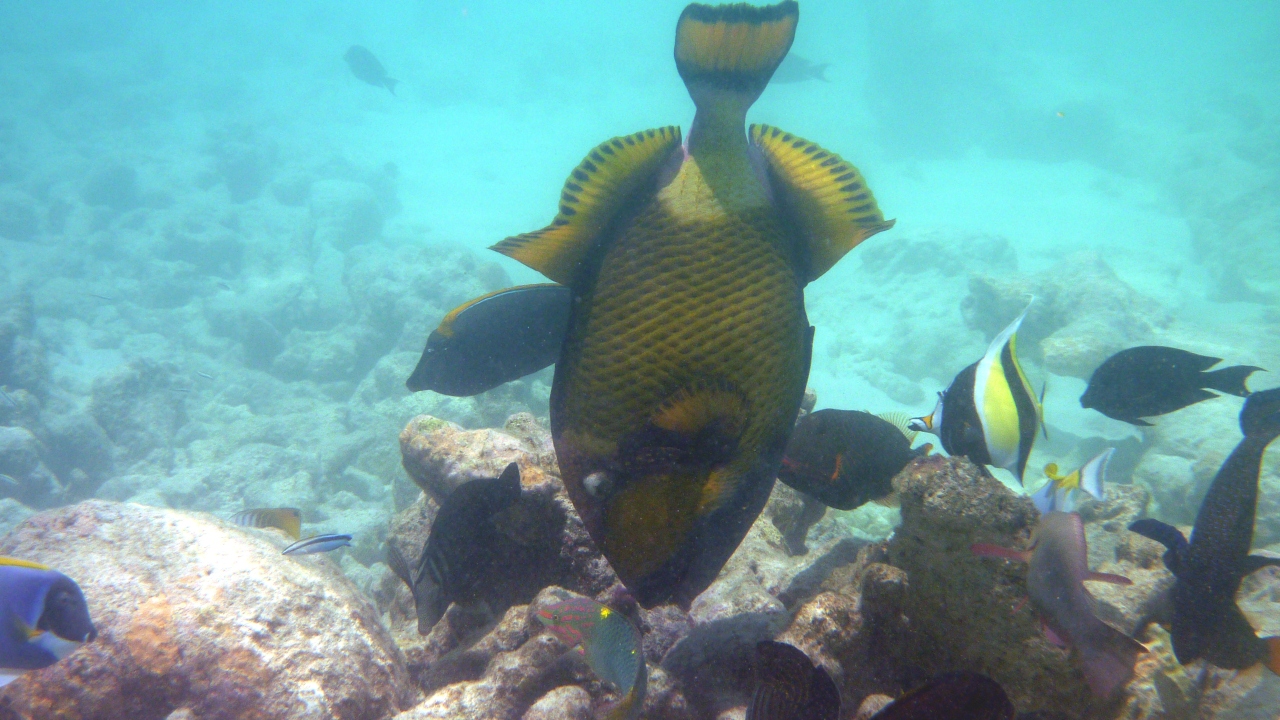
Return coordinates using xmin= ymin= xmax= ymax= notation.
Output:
xmin=491 ymin=129 xmax=683 ymax=285
xmin=973 ymin=301 xmax=1041 ymax=484
xmin=407 ymin=284 xmax=572 ymax=396
xmin=750 ymin=124 xmax=894 ymax=282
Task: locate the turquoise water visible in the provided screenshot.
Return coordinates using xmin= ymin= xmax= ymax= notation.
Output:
xmin=1 ymin=0 xmax=1279 ymax=700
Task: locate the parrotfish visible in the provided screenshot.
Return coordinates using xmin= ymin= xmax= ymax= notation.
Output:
xmin=537 ymin=595 xmax=647 ymax=720
xmin=972 ymin=511 xmax=1145 ymax=696
xmin=867 ymin=672 xmax=1014 ymax=720
xmin=343 ymin=45 xmax=397 ymax=95
xmin=1081 ymin=346 xmax=1263 ymax=426
xmin=910 ymin=304 xmax=1042 ymax=484
xmin=409 ymin=0 xmax=893 ymax=607
xmin=1030 ymin=448 xmax=1110 ymax=515
xmin=1129 ymin=386 xmax=1280 ymax=674
xmin=746 ymin=640 xmax=839 ymax=720
xmin=282 ymin=534 xmax=352 ymax=556
xmin=0 ymin=556 xmax=96 ymax=687
xmin=395 ymin=463 xmax=522 ymax=635
xmin=231 ymin=507 xmax=302 ymax=540
xmin=778 ymin=409 xmax=927 ymax=510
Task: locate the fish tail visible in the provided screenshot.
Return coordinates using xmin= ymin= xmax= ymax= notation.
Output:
xmin=1266 ymin=636 xmax=1280 ymax=676
xmin=1079 ymin=629 xmax=1145 ymax=697
xmin=601 ymin=663 xmax=648 ymax=720
xmin=674 ymin=1 xmax=798 ymax=109
xmin=384 ymin=77 xmax=398 ymax=96
xmin=1204 ymin=364 xmax=1263 ymax=397
xmin=1240 ymin=386 xmax=1280 ymax=438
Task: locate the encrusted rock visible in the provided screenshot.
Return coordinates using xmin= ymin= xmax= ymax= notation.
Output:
xmin=0 ymin=500 xmax=415 ymax=720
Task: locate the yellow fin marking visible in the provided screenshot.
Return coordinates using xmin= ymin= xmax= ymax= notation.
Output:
xmin=0 ymin=556 xmax=50 ymax=571
xmin=652 ymin=385 xmax=748 ymax=438
xmin=750 ymin=124 xmax=894 ymax=281
xmin=491 ymin=128 xmax=682 ymax=285
xmin=435 ymin=283 xmax=563 ymax=339
xmin=875 ymin=410 xmax=919 ymax=443
xmin=675 ymin=2 xmax=798 ymax=89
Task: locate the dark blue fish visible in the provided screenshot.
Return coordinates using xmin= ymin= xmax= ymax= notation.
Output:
xmin=1130 ymin=386 xmax=1280 ymax=673
xmin=0 ymin=556 xmax=96 ymax=687
xmin=282 ymin=534 xmax=352 ymax=556
xmin=344 ymin=45 xmax=397 ymax=95
xmin=1082 ymin=346 xmax=1263 ymax=426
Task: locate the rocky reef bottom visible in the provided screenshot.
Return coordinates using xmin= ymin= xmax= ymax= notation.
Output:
xmin=2 ymin=414 xmax=1278 ymax=720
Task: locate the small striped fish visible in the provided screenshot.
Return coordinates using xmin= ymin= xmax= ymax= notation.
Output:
xmin=231 ymin=508 xmax=302 ymax=540
xmin=283 ymin=534 xmax=352 ymax=556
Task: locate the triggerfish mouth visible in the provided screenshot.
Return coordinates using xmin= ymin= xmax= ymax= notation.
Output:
xmin=910 ymin=303 xmax=1043 ymax=484
xmin=1129 ymin=386 xmax=1280 ymax=675
xmin=0 ymin=556 xmax=97 ymax=687
xmin=972 ymin=511 xmax=1146 ymax=697
xmin=407 ymin=1 xmax=893 ymax=606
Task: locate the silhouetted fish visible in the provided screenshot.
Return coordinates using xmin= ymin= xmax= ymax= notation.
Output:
xmin=778 ymin=410 xmax=927 ymax=510
xmin=869 ymin=672 xmax=1014 ymax=720
xmin=344 ymin=45 xmax=397 ymax=95
xmin=0 ymin=556 xmax=96 ymax=687
xmin=537 ymin=595 xmax=647 ymax=720
xmin=401 ymin=463 xmax=522 ymax=634
xmin=1129 ymin=386 xmax=1280 ymax=674
xmin=973 ymin=512 xmax=1145 ymax=696
xmin=746 ymin=640 xmax=840 ymax=720
xmin=770 ymin=53 xmax=829 ymax=83
xmin=1081 ymin=346 xmax=1263 ymax=426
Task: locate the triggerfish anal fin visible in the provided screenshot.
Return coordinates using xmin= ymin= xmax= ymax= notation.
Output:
xmin=491 ymin=129 xmax=683 ymax=286
xmin=750 ymin=124 xmax=894 ymax=282
xmin=973 ymin=302 xmax=1041 ymax=484
xmin=406 ymin=284 xmax=572 ymax=396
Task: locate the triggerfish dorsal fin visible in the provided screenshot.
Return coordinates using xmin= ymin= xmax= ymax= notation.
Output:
xmin=491 ymin=128 xmax=683 ymax=285
xmin=751 ymin=124 xmax=895 ymax=281
xmin=973 ymin=301 xmax=1040 ymax=484
xmin=675 ymin=2 xmax=798 ymax=107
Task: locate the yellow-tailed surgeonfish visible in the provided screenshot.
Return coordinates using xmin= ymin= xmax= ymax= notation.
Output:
xmin=0 ymin=556 xmax=96 ymax=687
xmin=909 ymin=303 xmax=1042 ymax=484
xmin=408 ymin=1 xmax=892 ymax=606
xmin=1030 ymin=448 xmax=1111 ymax=514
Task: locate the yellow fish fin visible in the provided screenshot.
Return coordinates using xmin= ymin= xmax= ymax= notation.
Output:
xmin=231 ymin=508 xmax=302 ymax=540
xmin=750 ymin=125 xmax=894 ymax=281
xmin=0 ymin=556 xmax=50 ymax=571
xmin=434 ymin=283 xmax=563 ymax=339
xmin=875 ymin=410 xmax=919 ymax=444
xmin=491 ymin=128 xmax=683 ymax=285
xmin=675 ymin=2 xmax=798 ymax=97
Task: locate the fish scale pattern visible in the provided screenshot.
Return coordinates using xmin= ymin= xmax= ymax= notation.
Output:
xmin=554 ymin=197 xmax=809 ymax=596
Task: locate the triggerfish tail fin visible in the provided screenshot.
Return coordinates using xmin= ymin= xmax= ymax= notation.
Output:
xmin=1204 ymin=364 xmax=1264 ymax=398
xmin=973 ymin=301 xmax=1039 ymax=484
xmin=1266 ymin=637 xmax=1280 ymax=676
xmin=1240 ymin=386 xmax=1280 ymax=440
xmin=750 ymin=124 xmax=894 ymax=281
xmin=1128 ymin=519 xmax=1189 ymax=577
xmin=406 ymin=284 xmax=571 ymax=396
xmin=675 ymin=1 xmax=798 ymax=109
xmin=491 ymin=128 xmax=682 ymax=285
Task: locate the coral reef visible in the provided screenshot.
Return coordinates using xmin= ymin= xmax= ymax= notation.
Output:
xmin=0 ymin=500 xmax=415 ymax=720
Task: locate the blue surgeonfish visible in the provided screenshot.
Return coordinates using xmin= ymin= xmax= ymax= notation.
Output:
xmin=909 ymin=303 xmax=1043 ymax=484
xmin=282 ymin=534 xmax=352 ymax=556
xmin=0 ymin=556 xmax=96 ymax=687
xmin=1030 ymin=448 xmax=1111 ymax=515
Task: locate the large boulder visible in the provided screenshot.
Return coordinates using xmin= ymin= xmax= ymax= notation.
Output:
xmin=0 ymin=500 xmax=416 ymax=720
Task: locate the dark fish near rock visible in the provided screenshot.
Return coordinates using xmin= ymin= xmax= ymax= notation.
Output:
xmin=910 ymin=304 xmax=1042 ymax=484
xmin=770 ymin=53 xmax=829 ymax=83
xmin=1080 ymin=346 xmax=1263 ymax=426
xmin=396 ymin=463 xmax=522 ymax=635
xmin=972 ymin=511 xmax=1145 ymax=697
xmin=746 ymin=640 xmax=839 ymax=720
xmin=868 ymin=672 xmax=1013 ymax=720
xmin=231 ymin=507 xmax=302 ymax=540
xmin=1129 ymin=386 xmax=1280 ymax=674
xmin=0 ymin=556 xmax=97 ymax=687
xmin=411 ymin=0 xmax=892 ymax=607
xmin=344 ymin=45 xmax=397 ymax=95
xmin=778 ymin=410 xmax=926 ymax=510
xmin=407 ymin=284 xmax=571 ymax=396
xmin=282 ymin=534 xmax=352 ymax=556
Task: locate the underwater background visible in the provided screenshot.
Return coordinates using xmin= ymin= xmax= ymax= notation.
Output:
xmin=1 ymin=1 xmax=1279 ymax=714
